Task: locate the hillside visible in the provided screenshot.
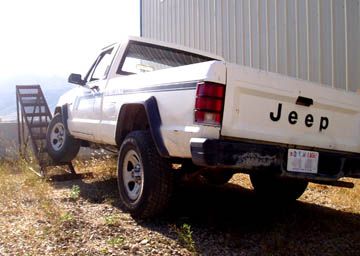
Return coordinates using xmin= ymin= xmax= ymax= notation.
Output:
xmin=0 ymin=76 xmax=74 ymax=121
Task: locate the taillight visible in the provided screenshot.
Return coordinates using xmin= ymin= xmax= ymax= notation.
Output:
xmin=194 ymin=82 xmax=225 ymax=126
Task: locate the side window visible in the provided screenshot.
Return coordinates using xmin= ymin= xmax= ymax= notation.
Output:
xmin=117 ymin=41 xmax=213 ymax=75
xmin=87 ymin=48 xmax=114 ymax=82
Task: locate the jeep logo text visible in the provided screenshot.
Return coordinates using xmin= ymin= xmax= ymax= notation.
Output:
xmin=270 ymin=103 xmax=329 ymax=132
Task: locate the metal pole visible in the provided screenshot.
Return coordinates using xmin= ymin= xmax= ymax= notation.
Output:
xmin=16 ymin=87 xmax=22 ymax=156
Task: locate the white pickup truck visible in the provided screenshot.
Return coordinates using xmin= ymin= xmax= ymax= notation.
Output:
xmin=47 ymin=36 xmax=360 ymax=218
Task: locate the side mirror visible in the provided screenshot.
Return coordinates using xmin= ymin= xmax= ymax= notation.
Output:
xmin=68 ymin=73 xmax=85 ymax=85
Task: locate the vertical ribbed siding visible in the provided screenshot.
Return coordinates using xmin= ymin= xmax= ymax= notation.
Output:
xmin=141 ymin=0 xmax=360 ymax=91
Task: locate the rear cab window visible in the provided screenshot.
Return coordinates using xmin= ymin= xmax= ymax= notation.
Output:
xmin=117 ymin=41 xmax=214 ymax=75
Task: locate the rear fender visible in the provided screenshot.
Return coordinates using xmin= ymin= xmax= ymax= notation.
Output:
xmin=115 ymin=96 xmax=169 ymax=157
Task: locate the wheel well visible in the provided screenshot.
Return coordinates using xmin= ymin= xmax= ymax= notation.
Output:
xmin=54 ymin=106 xmax=61 ymax=116
xmin=115 ymin=104 xmax=149 ymax=146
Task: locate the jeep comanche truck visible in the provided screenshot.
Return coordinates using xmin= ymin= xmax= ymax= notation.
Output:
xmin=46 ymin=36 xmax=360 ymax=218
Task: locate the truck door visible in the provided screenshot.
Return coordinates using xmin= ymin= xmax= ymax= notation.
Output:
xmin=72 ymin=47 xmax=115 ymax=141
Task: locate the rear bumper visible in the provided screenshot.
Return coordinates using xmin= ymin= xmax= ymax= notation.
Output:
xmin=190 ymin=138 xmax=360 ymax=181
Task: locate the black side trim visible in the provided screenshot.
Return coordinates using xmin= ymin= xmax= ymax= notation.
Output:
xmin=61 ymin=104 xmax=69 ymax=131
xmin=144 ymin=97 xmax=169 ymax=157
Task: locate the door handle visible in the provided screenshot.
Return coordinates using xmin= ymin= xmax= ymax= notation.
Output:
xmin=84 ymin=90 xmax=92 ymax=95
xmin=91 ymin=85 xmax=100 ymax=92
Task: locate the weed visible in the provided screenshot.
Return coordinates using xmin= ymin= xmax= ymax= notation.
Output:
xmin=104 ymin=214 xmax=120 ymax=226
xmin=70 ymin=185 xmax=81 ymax=201
xmin=107 ymin=236 xmax=125 ymax=246
xmin=60 ymin=212 xmax=74 ymax=222
xmin=171 ymin=223 xmax=196 ymax=253
xmin=99 ymin=248 xmax=109 ymax=254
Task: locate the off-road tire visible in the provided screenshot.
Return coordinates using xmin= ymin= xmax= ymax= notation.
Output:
xmin=117 ymin=131 xmax=174 ymax=219
xmin=250 ymin=170 xmax=308 ymax=202
xmin=46 ymin=114 xmax=80 ymax=163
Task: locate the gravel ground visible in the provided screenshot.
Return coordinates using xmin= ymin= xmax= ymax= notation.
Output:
xmin=0 ymin=160 xmax=359 ymax=255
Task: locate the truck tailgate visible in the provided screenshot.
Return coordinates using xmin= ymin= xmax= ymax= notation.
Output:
xmin=221 ymin=64 xmax=360 ymax=154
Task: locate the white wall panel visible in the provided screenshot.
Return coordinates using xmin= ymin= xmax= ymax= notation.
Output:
xmin=141 ymin=0 xmax=360 ymax=91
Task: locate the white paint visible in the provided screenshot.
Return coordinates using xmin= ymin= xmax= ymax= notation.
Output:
xmin=222 ymin=63 xmax=360 ymax=153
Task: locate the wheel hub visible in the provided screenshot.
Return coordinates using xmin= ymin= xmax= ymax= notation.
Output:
xmin=50 ymin=123 xmax=65 ymax=151
xmin=122 ymin=150 xmax=144 ymax=202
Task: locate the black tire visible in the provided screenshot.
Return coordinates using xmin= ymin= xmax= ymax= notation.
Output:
xmin=250 ymin=169 xmax=308 ymax=202
xmin=202 ymin=170 xmax=234 ymax=185
xmin=117 ymin=131 xmax=174 ymax=219
xmin=46 ymin=114 xmax=80 ymax=163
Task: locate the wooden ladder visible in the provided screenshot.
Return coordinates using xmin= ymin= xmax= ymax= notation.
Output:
xmin=16 ymin=85 xmax=75 ymax=177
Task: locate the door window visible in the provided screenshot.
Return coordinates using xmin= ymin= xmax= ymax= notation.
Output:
xmin=85 ymin=47 xmax=114 ymax=83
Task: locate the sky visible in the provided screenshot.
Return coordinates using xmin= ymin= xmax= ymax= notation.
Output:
xmin=0 ymin=0 xmax=140 ymax=81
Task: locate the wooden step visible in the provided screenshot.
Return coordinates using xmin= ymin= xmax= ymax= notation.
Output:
xmin=32 ymin=134 xmax=47 ymax=140
xmin=26 ymin=113 xmax=50 ymax=117
xmin=29 ymin=122 xmax=49 ymax=128
xmin=22 ymin=103 xmax=46 ymax=107
xmin=19 ymin=93 xmax=41 ymax=98
xmin=16 ymin=85 xmax=40 ymax=90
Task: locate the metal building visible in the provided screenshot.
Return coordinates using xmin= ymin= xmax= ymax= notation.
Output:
xmin=140 ymin=0 xmax=360 ymax=92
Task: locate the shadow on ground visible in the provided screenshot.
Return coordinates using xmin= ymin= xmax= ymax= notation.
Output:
xmin=52 ymin=176 xmax=360 ymax=255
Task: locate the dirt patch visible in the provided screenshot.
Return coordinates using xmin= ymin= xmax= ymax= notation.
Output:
xmin=0 ymin=159 xmax=359 ymax=255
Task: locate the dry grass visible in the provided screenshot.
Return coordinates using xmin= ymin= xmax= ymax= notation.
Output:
xmin=0 ymin=157 xmax=359 ymax=255
xmin=0 ymin=160 xmax=63 ymax=254
xmin=304 ymin=178 xmax=360 ymax=213
xmin=0 ymin=156 xmax=191 ymax=255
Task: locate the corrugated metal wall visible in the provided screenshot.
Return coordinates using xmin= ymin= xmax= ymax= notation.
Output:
xmin=141 ymin=0 xmax=360 ymax=92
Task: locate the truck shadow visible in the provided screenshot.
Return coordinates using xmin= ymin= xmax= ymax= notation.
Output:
xmin=52 ymin=176 xmax=360 ymax=255
xmin=155 ymin=182 xmax=360 ymax=255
